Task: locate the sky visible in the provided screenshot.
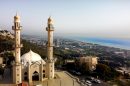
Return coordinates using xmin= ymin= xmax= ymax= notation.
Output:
xmin=0 ymin=0 xmax=130 ymax=39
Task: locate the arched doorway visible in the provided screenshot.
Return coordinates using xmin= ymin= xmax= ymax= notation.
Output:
xmin=32 ymin=71 xmax=39 ymax=81
xmin=24 ymin=72 xmax=28 ymax=81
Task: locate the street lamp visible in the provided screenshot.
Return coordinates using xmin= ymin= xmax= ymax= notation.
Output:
xmin=73 ymin=79 xmax=75 ymax=86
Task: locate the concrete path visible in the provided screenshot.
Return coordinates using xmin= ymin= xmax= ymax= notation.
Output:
xmin=0 ymin=70 xmax=81 ymax=86
xmin=56 ymin=71 xmax=80 ymax=86
xmin=31 ymin=71 xmax=81 ymax=86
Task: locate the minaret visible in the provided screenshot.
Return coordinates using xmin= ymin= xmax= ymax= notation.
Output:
xmin=12 ymin=13 xmax=22 ymax=84
xmin=46 ymin=17 xmax=55 ymax=79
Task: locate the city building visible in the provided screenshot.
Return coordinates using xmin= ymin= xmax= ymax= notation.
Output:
xmin=54 ymin=39 xmax=60 ymax=47
xmin=80 ymin=56 xmax=98 ymax=71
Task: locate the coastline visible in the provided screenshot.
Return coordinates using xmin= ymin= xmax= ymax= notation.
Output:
xmin=69 ymin=37 xmax=130 ymax=50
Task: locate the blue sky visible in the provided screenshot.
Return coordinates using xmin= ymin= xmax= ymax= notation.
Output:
xmin=0 ymin=0 xmax=130 ymax=39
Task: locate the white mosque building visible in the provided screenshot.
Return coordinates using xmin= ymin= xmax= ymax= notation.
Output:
xmin=12 ymin=14 xmax=55 ymax=84
xmin=21 ymin=50 xmax=46 ymax=82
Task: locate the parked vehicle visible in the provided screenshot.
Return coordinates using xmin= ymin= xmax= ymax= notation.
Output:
xmin=81 ymin=79 xmax=85 ymax=83
xmin=92 ymin=79 xmax=101 ymax=84
xmin=76 ymin=72 xmax=81 ymax=75
xmin=95 ymin=79 xmax=101 ymax=83
xmin=85 ymin=80 xmax=92 ymax=86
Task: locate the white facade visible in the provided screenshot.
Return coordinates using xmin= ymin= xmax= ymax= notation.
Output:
xmin=21 ymin=50 xmax=46 ymax=82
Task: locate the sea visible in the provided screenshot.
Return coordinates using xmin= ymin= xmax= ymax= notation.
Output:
xmin=70 ymin=37 xmax=130 ymax=50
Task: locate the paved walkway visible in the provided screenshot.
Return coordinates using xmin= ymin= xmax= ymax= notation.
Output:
xmin=31 ymin=71 xmax=81 ymax=86
xmin=56 ymin=71 xmax=80 ymax=86
xmin=0 ymin=70 xmax=81 ymax=86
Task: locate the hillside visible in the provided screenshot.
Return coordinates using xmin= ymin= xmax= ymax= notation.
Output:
xmin=0 ymin=30 xmax=46 ymax=59
xmin=0 ymin=30 xmax=14 ymax=39
xmin=0 ymin=30 xmax=14 ymax=53
xmin=21 ymin=40 xmax=47 ymax=58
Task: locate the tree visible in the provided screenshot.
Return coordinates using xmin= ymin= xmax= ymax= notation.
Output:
xmin=95 ymin=63 xmax=111 ymax=81
xmin=0 ymin=66 xmax=4 ymax=77
xmin=95 ymin=63 xmax=121 ymax=81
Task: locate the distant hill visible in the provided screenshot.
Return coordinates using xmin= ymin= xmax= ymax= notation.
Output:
xmin=0 ymin=30 xmax=14 ymax=39
xmin=0 ymin=30 xmax=14 ymax=53
xmin=0 ymin=30 xmax=46 ymax=59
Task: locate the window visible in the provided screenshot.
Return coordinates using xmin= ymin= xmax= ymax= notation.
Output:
xmin=24 ymin=72 xmax=28 ymax=75
xmin=43 ymin=74 xmax=45 ymax=78
xmin=17 ymin=74 xmax=19 ymax=76
xmin=43 ymin=70 xmax=45 ymax=73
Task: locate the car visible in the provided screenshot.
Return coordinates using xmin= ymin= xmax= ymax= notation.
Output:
xmin=86 ymin=80 xmax=91 ymax=84
xmin=92 ymin=79 xmax=101 ymax=84
xmin=85 ymin=80 xmax=92 ymax=86
xmin=81 ymin=79 xmax=85 ymax=83
xmin=76 ymin=72 xmax=81 ymax=75
xmin=85 ymin=83 xmax=92 ymax=86
xmin=96 ymin=79 xmax=101 ymax=83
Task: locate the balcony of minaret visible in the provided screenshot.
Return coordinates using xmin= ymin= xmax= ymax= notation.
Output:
xmin=46 ymin=59 xmax=55 ymax=63
xmin=12 ymin=41 xmax=23 ymax=48
xmin=15 ymin=44 xmax=23 ymax=48
xmin=47 ymin=43 xmax=54 ymax=47
xmin=12 ymin=26 xmax=22 ymax=30
xmin=46 ymin=27 xmax=54 ymax=31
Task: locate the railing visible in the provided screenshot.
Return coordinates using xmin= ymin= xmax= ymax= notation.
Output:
xmin=64 ymin=71 xmax=82 ymax=86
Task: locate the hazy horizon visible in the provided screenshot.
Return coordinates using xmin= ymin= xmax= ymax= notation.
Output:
xmin=0 ymin=0 xmax=130 ymax=39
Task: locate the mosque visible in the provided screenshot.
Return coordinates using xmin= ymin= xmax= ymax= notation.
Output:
xmin=12 ymin=14 xmax=55 ymax=84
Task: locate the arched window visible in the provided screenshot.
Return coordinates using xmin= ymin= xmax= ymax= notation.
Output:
xmin=32 ymin=71 xmax=39 ymax=81
xmin=24 ymin=72 xmax=28 ymax=81
xmin=43 ymin=74 xmax=45 ymax=78
xmin=24 ymin=72 xmax=28 ymax=75
xmin=43 ymin=70 xmax=45 ymax=73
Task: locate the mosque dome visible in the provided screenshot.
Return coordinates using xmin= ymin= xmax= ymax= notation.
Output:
xmin=21 ymin=50 xmax=46 ymax=66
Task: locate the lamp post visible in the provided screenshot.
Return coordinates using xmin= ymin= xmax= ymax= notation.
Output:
xmin=73 ymin=79 xmax=75 ymax=86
